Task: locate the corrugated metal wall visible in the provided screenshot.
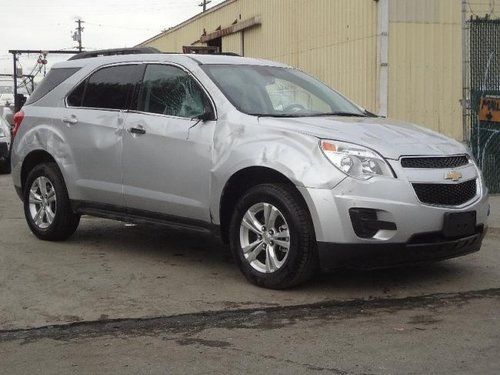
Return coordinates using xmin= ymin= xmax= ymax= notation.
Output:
xmin=142 ymin=0 xmax=379 ymax=113
xmin=388 ymin=0 xmax=462 ymax=139
xmin=388 ymin=0 xmax=494 ymax=140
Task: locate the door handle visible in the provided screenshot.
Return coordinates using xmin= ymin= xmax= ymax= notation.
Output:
xmin=129 ymin=126 xmax=146 ymax=135
xmin=62 ymin=116 xmax=78 ymax=125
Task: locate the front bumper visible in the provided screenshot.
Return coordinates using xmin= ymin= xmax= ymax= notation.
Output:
xmin=318 ymin=226 xmax=486 ymax=270
xmin=297 ymin=163 xmax=490 ymax=268
xmin=298 ymin=178 xmax=489 ymax=244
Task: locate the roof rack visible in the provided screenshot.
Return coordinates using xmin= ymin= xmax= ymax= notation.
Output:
xmin=68 ymin=47 xmax=242 ymax=61
xmin=68 ymin=47 xmax=161 ymax=61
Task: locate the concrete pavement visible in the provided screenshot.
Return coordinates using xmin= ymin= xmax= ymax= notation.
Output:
xmin=0 ymin=174 xmax=499 ymax=373
xmin=1 ymin=290 xmax=499 ymax=374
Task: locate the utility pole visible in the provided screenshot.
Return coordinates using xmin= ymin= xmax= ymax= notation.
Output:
xmin=198 ymin=0 xmax=211 ymax=12
xmin=12 ymin=53 xmax=18 ymax=112
xmin=73 ymin=19 xmax=84 ymax=52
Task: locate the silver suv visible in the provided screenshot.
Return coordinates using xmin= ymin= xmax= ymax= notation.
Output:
xmin=10 ymin=52 xmax=490 ymax=289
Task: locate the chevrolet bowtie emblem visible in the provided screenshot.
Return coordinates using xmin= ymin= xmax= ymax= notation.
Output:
xmin=445 ymin=171 xmax=463 ymax=182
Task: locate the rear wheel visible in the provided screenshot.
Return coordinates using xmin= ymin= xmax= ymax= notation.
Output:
xmin=229 ymin=183 xmax=318 ymax=289
xmin=23 ymin=162 xmax=80 ymax=241
xmin=0 ymin=157 xmax=10 ymax=174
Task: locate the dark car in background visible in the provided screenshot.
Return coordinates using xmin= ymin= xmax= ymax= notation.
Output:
xmin=0 ymin=108 xmax=12 ymax=174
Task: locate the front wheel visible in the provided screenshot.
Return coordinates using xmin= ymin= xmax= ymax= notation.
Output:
xmin=23 ymin=162 xmax=80 ymax=241
xmin=229 ymin=183 xmax=318 ymax=289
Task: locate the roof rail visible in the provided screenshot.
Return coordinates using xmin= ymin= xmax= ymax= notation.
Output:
xmin=68 ymin=47 xmax=161 ymax=61
xmin=219 ymin=52 xmax=241 ymax=57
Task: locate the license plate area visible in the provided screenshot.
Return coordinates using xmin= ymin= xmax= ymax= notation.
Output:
xmin=443 ymin=211 xmax=476 ymax=238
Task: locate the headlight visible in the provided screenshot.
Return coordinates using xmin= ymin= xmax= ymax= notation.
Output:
xmin=320 ymin=140 xmax=395 ymax=180
xmin=0 ymin=128 xmax=6 ymax=138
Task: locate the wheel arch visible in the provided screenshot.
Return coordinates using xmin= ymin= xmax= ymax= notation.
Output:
xmin=218 ymin=166 xmax=311 ymax=243
xmin=21 ymin=150 xmax=60 ymax=196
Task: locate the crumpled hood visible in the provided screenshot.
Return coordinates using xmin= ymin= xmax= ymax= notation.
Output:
xmin=258 ymin=116 xmax=467 ymax=159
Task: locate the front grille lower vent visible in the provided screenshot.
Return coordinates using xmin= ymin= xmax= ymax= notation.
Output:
xmin=412 ymin=179 xmax=477 ymax=206
xmin=401 ymin=156 xmax=469 ymax=169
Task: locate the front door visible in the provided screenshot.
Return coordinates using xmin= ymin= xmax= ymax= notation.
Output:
xmin=122 ymin=64 xmax=216 ymax=222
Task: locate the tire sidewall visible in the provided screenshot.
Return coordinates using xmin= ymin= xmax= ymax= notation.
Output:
xmin=229 ymin=185 xmax=311 ymax=287
xmin=0 ymin=158 xmax=10 ymax=174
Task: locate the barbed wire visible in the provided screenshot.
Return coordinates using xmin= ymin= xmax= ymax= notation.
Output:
xmin=467 ymin=0 xmax=498 ymax=17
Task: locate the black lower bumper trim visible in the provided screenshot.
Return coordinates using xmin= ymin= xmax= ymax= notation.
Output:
xmin=317 ymin=228 xmax=486 ymax=270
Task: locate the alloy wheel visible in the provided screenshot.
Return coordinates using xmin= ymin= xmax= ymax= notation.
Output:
xmin=28 ymin=176 xmax=57 ymax=229
xmin=239 ymin=202 xmax=291 ymax=273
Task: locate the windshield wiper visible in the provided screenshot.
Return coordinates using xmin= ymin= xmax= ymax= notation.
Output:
xmin=252 ymin=111 xmax=372 ymax=118
xmin=307 ymin=112 xmax=369 ymax=117
xmin=252 ymin=113 xmax=308 ymax=118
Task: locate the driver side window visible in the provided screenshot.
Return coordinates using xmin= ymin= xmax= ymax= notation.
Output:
xmin=265 ymin=78 xmax=331 ymax=113
xmin=138 ymin=64 xmax=208 ymax=118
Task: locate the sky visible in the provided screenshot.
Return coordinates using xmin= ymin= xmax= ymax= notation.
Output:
xmin=0 ymin=0 xmax=226 ymax=83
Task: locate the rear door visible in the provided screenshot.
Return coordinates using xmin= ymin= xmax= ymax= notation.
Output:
xmin=62 ymin=64 xmax=142 ymax=206
xmin=122 ymin=63 xmax=216 ymax=222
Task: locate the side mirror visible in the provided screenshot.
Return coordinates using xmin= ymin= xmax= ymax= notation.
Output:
xmin=196 ymin=105 xmax=215 ymax=122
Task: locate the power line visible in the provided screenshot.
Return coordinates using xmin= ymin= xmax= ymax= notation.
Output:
xmin=85 ymin=21 xmax=160 ymax=32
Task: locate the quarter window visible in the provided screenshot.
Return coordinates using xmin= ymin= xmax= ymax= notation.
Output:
xmin=138 ymin=64 xmax=208 ymax=118
xmin=26 ymin=68 xmax=80 ymax=105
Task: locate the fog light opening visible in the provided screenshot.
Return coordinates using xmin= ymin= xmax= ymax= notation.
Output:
xmin=349 ymin=208 xmax=397 ymax=239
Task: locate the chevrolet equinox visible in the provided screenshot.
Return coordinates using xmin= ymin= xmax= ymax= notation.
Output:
xmin=10 ymin=53 xmax=490 ymax=289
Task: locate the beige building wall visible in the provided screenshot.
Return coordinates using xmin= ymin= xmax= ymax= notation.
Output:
xmin=388 ymin=0 xmax=463 ymax=139
xmin=141 ymin=0 xmax=380 ymax=113
xmin=388 ymin=0 xmax=494 ymax=140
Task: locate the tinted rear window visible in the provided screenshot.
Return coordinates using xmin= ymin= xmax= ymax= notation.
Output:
xmin=25 ymin=68 xmax=80 ymax=105
xmin=81 ymin=65 xmax=139 ymax=110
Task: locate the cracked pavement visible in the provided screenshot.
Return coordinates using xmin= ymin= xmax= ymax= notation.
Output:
xmin=0 ymin=175 xmax=499 ymax=374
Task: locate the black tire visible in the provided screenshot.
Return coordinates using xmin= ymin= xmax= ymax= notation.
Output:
xmin=229 ymin=183 xmax=318 ymax=289
xmin=0 ymin=157 xmax=10 ymax=174
xmin=23 ymin=162 xmax=80 ymax=241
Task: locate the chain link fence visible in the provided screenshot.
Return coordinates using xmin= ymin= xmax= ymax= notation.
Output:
xmin=468 ymin=18 xmax=500 ymax=194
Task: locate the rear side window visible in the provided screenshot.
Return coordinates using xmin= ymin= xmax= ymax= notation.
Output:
xmin=25 ymin=68 xmax=80 ymax=105
xmin=75 ymin=65 xmax=139 ymax=110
